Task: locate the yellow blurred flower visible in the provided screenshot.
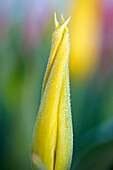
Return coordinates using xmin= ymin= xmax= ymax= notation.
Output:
xmin=31 ymin=13 xmax=73 ymax=170
xmin=69 ymin=0 xmax=102 ymax=80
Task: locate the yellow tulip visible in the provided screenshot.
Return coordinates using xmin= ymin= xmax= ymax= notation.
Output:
xmin=31 ymin=13 xmax=73 ymax=170
xmin=69 ymin=0 xmax=102 ymax=80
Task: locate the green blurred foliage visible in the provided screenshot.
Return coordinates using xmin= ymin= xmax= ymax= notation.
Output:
xmin=0 ymin=23 xmax=53 ymax=170
xmin=1 ymin=1 xmax=113 ymax=170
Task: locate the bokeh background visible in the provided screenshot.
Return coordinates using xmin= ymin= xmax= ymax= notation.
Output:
xmin=0 ymin=0 xmax=113 ymax=169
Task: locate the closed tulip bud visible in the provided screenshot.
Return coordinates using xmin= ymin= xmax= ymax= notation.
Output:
xmin=31 ymin=13 xmax=73 ymax=170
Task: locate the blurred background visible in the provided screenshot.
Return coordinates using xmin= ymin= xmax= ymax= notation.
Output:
xmin=0 ymin=0 xmax=113 ymax=169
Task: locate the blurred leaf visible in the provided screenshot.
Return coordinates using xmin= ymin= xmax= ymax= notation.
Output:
xmin=73 ymin=118 xmax=113 ymax=170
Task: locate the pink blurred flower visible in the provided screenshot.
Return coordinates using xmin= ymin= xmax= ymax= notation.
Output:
xmin=0 ymin=0 xmax=16 ymax=42
xmin=22 ymin=0 xmax=53 ymax=49
xmin=101 ymin=0 xmax=113 ymax=76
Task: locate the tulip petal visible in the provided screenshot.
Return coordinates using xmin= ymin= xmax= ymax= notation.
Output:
xmin=55 ymin=65 xmax=73 ymax=170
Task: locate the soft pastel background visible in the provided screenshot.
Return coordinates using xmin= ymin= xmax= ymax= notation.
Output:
xmin=0 ymin=0 xmax=113 ymax=169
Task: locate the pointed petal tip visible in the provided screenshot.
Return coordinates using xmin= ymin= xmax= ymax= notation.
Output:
xmin=65 ymin=16 xmax=71 ymax=26
xmin=60 ymin=15 xmax=71 ymax=30
xmin=61 ymin=14 xmax=65 ymax=24
xmin=54 ymin=12 xmax=57 ymax=21
xmin=54 ymin=13 xmax=71 ymax=29
xmin=54 ymin=12 xmax=59 ymax=29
